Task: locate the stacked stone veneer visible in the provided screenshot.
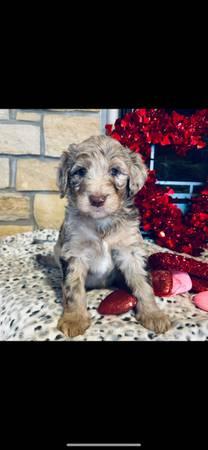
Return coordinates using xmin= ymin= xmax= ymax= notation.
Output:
xmin=0 ymin=109 xmax=101 ymax=237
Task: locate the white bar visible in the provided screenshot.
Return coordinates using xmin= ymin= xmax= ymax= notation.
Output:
xmin=156 ymin=180 xmax=203 ymax=185
xmin=106 ymin=109 xmax=120 ymax=125
xmin=149 ymin=145 xmax=155 ymax=170
xmin=66 ymin=445 xmax=141 ymax=448
xmin=100 ymin=110 xmax=108 ymax=134
xmin=189 ymin=184 xmax=194 ymax=194
xmin=100 ymin=109 xmax=119 ymax=134
xmin=171 ymin=193 xmax=192 ymax=199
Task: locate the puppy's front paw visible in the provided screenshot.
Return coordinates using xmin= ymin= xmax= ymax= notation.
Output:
xmin=57 ymin=311 xmax=91 ymax=337
xmin=137 ymin=311 xmax=171 ymax=334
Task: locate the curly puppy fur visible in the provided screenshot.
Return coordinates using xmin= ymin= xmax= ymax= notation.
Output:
xmin=50 ymin=135 xmax=171 ymax=337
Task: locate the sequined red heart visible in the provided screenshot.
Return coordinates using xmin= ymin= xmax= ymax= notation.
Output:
xmin=98 ymin=290 xmax=138 ymax=315
xmin=151 ymin=270 xmax=173 ymax=296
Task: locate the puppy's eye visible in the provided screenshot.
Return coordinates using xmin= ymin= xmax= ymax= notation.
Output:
xmin=73 ymin=167 xmax=87 ymax=177
xmin=110 ymin=167 xmax=121 ymax=177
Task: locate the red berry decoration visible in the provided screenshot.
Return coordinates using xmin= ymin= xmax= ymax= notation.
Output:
xmin=151 ymin=270 xmax=173 ymax=296
xmin=98 ymin=290 xmax=137 ymax=315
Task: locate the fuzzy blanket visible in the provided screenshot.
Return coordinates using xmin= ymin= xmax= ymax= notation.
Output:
xmin=1 ymin=229 xmax=208 ymax=341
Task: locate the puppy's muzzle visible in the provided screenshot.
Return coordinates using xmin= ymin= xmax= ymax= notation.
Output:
xmin=89 ymin=194 xmax=107 ymax=208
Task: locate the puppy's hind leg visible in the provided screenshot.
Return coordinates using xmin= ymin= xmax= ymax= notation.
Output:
xmin=36 ymin=254 xmax=59 ymax=268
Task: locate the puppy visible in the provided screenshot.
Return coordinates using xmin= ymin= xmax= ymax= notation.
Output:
xmin=52 ymin=135 xmax=171 ymax=337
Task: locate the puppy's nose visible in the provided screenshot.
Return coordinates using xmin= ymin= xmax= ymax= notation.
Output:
xmin=89 ymin=194 xmax=107 ymax=207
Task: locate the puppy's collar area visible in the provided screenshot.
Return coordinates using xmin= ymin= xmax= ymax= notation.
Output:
xmin=66 ymin=204 xmax=138 ymax=239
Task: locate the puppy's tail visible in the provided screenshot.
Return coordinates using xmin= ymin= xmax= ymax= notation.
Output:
xmin=36 ymin=254 xmax=58 ymax=268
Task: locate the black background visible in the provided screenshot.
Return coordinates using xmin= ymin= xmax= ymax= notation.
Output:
xmin=1 ymin=35 xmax=208 ymax=449
xmin=1 ymin=342 xmax=207 ymax=450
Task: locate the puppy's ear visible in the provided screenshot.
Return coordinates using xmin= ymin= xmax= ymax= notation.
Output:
xmin=57 ymin=144 xmax=77 ymax=198
xmin=127 ymin=150 xmax=148 ymax=197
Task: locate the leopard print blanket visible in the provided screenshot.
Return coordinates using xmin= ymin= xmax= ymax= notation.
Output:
xmin=1 ymin=229 xmax=208 ymax=341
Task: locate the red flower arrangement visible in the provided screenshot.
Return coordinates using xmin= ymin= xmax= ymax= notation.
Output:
xmin=106 ymin=109 xmax=208 ymax=256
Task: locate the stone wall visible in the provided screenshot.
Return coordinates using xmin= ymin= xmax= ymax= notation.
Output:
xmin=0 ymin=109 xmax=101 ymax=237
